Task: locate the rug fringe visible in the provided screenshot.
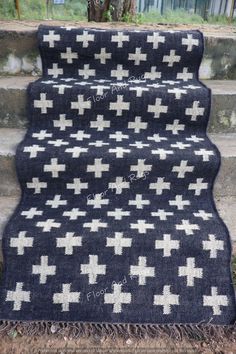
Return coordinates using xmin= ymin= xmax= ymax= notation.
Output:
xmin=0 ymin=320 xmax=235 ymax=342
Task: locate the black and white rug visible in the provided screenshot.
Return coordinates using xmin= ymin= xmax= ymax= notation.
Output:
xmin=0 ymin=26 xmax=235 ymax=329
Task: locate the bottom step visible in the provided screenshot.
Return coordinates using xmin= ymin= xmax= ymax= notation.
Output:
xmin=0 ymin=195 xmax=235 ymax=260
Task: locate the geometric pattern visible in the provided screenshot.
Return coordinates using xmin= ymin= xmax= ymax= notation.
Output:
xmin=0 ymin=26 xmax=235 ymax=325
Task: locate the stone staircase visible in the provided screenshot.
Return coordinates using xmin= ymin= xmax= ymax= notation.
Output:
xmin=0 ymin=25 xmax=236 ymax=258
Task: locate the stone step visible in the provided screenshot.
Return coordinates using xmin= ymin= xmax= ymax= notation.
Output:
xmin=0 ymin=195 xmax=235 ymax=260
xmin=0 ymin=25 xmax=236 ymax=79
xmin=0 ymin=77 xmax=236 ymax=133
xmin=0 ymin=128 xmax=235 ymax=198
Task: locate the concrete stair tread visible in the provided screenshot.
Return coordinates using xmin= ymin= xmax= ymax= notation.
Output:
xmin=1 ymin=77 xmax=235 ymax=133
xmin=0 ymin=75 xmax=235 ymax=93
xmin=0 ymin=128 xmax=235 ymax=198
xmin=0 ymin=195 xmax=235 ymax=250
xmin=0 ymin=127 xmax=235 ymax=158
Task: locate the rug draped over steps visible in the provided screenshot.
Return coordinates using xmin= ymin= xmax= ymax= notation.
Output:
xmin=0 ymin=25 xmax=235 ymax=329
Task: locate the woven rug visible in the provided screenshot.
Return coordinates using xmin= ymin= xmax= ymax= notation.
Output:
xmin=0 ymin=25 xmax=235 ymax=336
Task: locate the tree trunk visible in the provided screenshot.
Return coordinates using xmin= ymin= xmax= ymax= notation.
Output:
xmin=88 ymin=0 xmax=136 ymax=22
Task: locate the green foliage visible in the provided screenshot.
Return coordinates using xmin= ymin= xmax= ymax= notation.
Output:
xmin=0 ymin=0 xmax=87 ymax=20
xmin=140 ymin=9 xmax=204 ymax=24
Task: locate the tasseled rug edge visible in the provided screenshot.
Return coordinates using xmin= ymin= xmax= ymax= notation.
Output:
xmin=0 ymin=320 xmax=235 ymax=342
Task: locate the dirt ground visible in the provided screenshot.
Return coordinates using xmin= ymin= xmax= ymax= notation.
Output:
xmin=0 ymin=333 xmax=236 ymax=354
xmin=0 ymin=19 xmax=236 ymax=38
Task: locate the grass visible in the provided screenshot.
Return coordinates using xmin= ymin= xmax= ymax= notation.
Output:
xmin=0 ymin=1 xmax=235 ymax=25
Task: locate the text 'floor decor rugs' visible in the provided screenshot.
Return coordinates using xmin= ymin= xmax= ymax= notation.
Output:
xmin=0 ymin=25 xmax=235 ymax=336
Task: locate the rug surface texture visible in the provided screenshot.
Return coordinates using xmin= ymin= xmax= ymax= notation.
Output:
xmin=0 ymin=25 xmax=235 ymax=326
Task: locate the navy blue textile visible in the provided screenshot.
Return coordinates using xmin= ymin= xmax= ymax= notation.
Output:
xmin=0 ymin=26 xmax=235 ymax=325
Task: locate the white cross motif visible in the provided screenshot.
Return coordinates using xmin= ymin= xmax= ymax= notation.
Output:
xmin=95 ymin=48 xmax=111 ymax=64
xmin=130 ymin=141 xmax=149 ymax=149
xmin=43 ymin=30 xmax=60 ymax=48
xmin=194 ymin=149 xmax=214 ymax=162
xmin=53 ymin=84 xmax=72 ymax=94
xmin=36 ymin=219 xmax=61 ymax=232
xmin=33 ymin=130 xmax=52 ymax=140
xmin=63 ymin=208 xmax=86 ymax=220
xmin=202 ymin=234 xmax=224 ymax=258
xmin=171 ymin=142 xmax=191 ymax=150
xmin=106 ymin=232 xmax=132 ymax=255
xmin=109 ymin=95 xmax=130 ymax=116
xmin=169 ymin=195 xmax=190 ymax=210
xmin=104 ymin=284 xmax=131 ymax=313
xmin=144 ymin=66 xmax=161 ymax=80
xmin=128 ymin=116 xmax=147 ymax=133
xmin=109 ymin=146 xmax=131 ymax=158
xmin=129 ymin=194 xmax=150 ymax=209
xmin=128 ymin=48 xmax=147 ymax=65
xmin=6 ymin=282 xmax=30 ymax=311
xmin=176 ymin=219 xmax=199 ymax=235
xmin=168 ymin=87 xmax=187 ymax=99
xmin=76 ymin=30 xmax=94 ymax=47
xmin=147 ymin=32 xmax=165 ymax=49
xmin=90 ymin=85 xmax=110 ymax=95
xmin=178 ymin=257 xmax=203 ymax=287
xmin=71 ymin=95 xmax=91 ymax=115
xmin=24 ymin=145 xmax=45 ymax=158
xmin=111 ymin=64 xmax=129 ymax=81
xmin=65 ymin=146 xmax=88 ymax=158
xmin=46 ymin=195 xmax=67 ymax=208
xmin=81 ymin=255 xmax=106 ymax=284
xmin=203 ymin=287 xmax=228 ymax=315
xmin=87 ymin=194 xmax=109 ymax=209
xmin=87 ymin=158 xmax=109 ymax=178
xmin=27 ymin=178 xmax=47 ymax=194
xmin=57 ymin=232 xmax=82 ymax=255
xmin=151 ymin=148 xmax=173 ymax=160
xmin=129 ymin=86 xmax=149 ymax=97
xmin=182 ymin=34 xmax=199 ymax=51
xmin=34 ymin=93 xmax=53 ymax=114
xmin=21 ymin=207 xmax=43 ymax=219
xmin=185 ymin=101 xmax=205 ymax=121
xmin=177 ymin=67 xmax=193 ymax=81
xmin=151 ymin=209 xmax=173 ymax=220
xmin=111 ymin=32 xmax=129 ymax=48
xmin=32 ymin=256 xmax=56 ymax=284
xmin=107 ymin=208 xmax=130 ymax=220
xmin=90 ymin=115 xmax=110 ymax=131
xmin=109 ymin=131 xmax=129 ymax=142
xmin=193 ymin=210 xmax=213 ymax=220
xmin=70 ymin=130 xmax=91 ymax=141
xmin=148 ymin=98 xmax=168 ymax=118
xmin=130 ymin=220 xmax=154 ymax=234
xmin=130 ymin=159 xmax=152 ymax=178
xmin=89 ymin=140 xmax=109 ymax=147
xmin=163 ymin=50 xmax=181 ymax=67
xmin=53 ymin=114 xmax=73 ymax=131
xmin=130 ymin=257 xmax=155 ymax=285
xmin=148 ymin=134 xmax=167 ymax=143
xmin=10 ymin=231 xmax=33 ymax=255
xmin=166 ymin=120 xmax=185 ymax=135
xmin=44 ymin=158 xmax=66 ymax=178
xmin=155 ymin=234 xmax=180 ymax=257
xmin=48 ymin=63 xmax=63 ymax=78
xmin=83 ymin=219 xmax=107 ymax=232
xmin=67 ymin=178 xmax=88 ymax=194
xmin=61 ymin=47 xmax=78 ymax=64
xmin=172 ymin=160 xmax=194 ymax=178
xmin=109 ymin=177 xmax=130 ymax=194
xmin=53 ymin=284 xmax=80 ymax=312
xmin=149 ymin=177 xmax=170 ymax=195
xmin=78 ymin=64 xmax=95 ymax=79
xmin=154 ymin=285 xmax=179 ymax=315
xmin=188 ymin=178 xmax=208 ymax=196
